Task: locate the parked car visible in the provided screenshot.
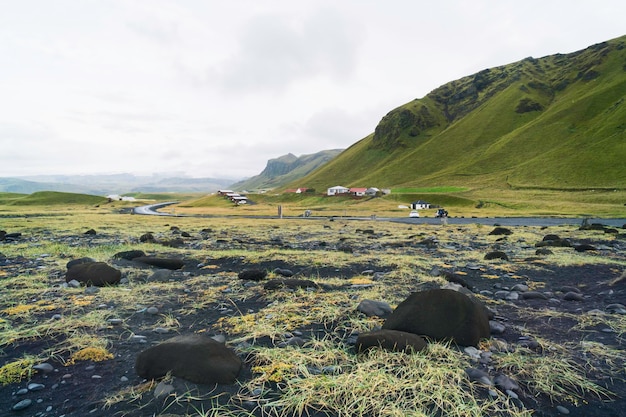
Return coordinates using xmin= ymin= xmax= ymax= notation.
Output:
xmin=409 ymin=210 xmax=420 ymax=218
xmin=435 ymin=208 xmax=448 ymax=218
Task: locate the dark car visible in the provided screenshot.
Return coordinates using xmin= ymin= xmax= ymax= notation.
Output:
xmin=435 ymin=208 xmax=448 ymax=218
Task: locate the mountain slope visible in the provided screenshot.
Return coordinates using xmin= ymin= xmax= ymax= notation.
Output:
xmin=0 ymin=174 xmax=236 ymax=195
xmin=231 ymin=150 xmax=343 ymax=190
xmin=292 ymin=35 xmax=626 ymax=191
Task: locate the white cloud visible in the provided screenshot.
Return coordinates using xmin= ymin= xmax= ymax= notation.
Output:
xmin=0 ymin=0 xmax=624 ymax=179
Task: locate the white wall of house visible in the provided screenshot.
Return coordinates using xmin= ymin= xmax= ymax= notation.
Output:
xmin=327 ymin=186 xmax=349 ymax=196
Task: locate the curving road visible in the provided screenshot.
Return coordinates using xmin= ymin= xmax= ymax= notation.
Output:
xmin=132 ymin=202 xmax=179 ymax=216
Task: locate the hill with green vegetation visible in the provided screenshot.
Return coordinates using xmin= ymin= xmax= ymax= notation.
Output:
xmin=290 ymin=35 xmax=626 ymax=192
xmin=6 ymin=191 xmax=109 ymax=206
xmin=230 ymin=150 xmax=343 ymax=191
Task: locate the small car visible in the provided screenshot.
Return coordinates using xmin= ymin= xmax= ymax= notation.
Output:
xmin=435 ymin=208 xmax=448 ymax=218
xmin=409 ymin=210 xmax=420 ymax=218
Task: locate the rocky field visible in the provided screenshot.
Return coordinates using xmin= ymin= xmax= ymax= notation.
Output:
xmin=1 ymin=216 xmax=625 ymax=417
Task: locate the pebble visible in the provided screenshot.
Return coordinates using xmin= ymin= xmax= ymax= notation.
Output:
xmin=494 ymin=374 xmax=519 ymax=391
xmin=556 ymin=405 xmax=570 ymax=414
xmin=108 ymin=318 xmax=123 ymax=325
xmin=153 ymin=327 xmax=170 ymax=334
xmin=146 ymin=306 xmax=159 ymax=315
xmin=465 ymin=368 xmax=493 ymax=386
xmin=506 ymin=291 xmax=519 ymax=301
xmin=28 ymin=382 xmax=45 ymax=391
xmin=33 ymin=363 xmax=54 ymax=373
xmin=489 ymin=321 xmax=506 ymax=335
xmin=506 ymin=389 xmax=518 ymax=399
xmin=12 ymin=399 xmax=32 ymax=411
xmin=84 ymin=286 xmax=100 ymax=294
xmin=16 ymin=388 xmax=29 ymax=395
xmin=563 ymin=292 xmax=584 ymax=301
xmin=463 ymin=346 xmax=481 ymax=360
xmin=120 ymin=376 xmax=129 ymax=382
xmin=521 ymin=291 xmax=549 ymax=300
xmin=131 ymin=335 xmax=148 ymax=343
xmin=67 ymin=279 xmax=81 ymax=288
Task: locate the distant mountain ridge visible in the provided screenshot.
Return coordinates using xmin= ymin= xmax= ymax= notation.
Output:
xmin=0 ymin=174 xmax=237 ymax=195
xmin=288 ymin=35 xmax=626 ymax=191
xmin=231 ymin=149 xmax=343 ymax=191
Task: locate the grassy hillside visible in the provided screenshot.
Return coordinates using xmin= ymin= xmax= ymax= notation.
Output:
xmin=6 ymin=191 xmax=109 ymax=206
xmin=288 ymin=35 xmax=626 ymax=192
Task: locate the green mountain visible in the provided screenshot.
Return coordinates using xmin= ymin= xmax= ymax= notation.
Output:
xmin=231 ymin=149 xmax=343 ymax=191
xmin=7 ymin=191 xmax=108 ymax=206
xmin=292 ymin=35 xmax=626 ymax=191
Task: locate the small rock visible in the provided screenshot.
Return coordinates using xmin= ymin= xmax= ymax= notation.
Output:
xmin=108 ymin=318 xmax=123 ymax=325
xmin=238 ymin=268 xmax=267 ymax=281
xmin=521 ymin=291 xmax=549 ymax=300
xmin=16 ymin=388 xmax=29 ymax=395
xmin=506 ymin=291 xmax=519 ymax=301
xmin=357 ymin=299 xmax=393 ymax=317
xmin=12 ymin=399 xmax=33 ymax=411
xmin=33 ymin=363 xmax=54 ymax=373
xmin=463 ymin=346 xmax=481 ymax=360
xmin=67 ymin=279 xmax=81 ymax=288
xmin=489 ymin=321 xmax=506 ymax=335
xmin=556 ymin=405 xmax=570 ymax=415
xmin=511 ymin=284 xmax=528 ymax=292
xmin=563 ymin=292 xmax=584 ymax=301
xmin=153 ymin=327 xmax=170 ymax=334
xmin=84 ymin=286 xmax=100 ymax=295
xmin=506 ymin=389 xmax=519 ymax=399
xmin=465 ymin=368 xmax=492 ymax=386
xmin=494 ymin=374 xmax=519 ymax=391
xmin=146 ymin=306 xmax=159 ymax=315
xmin=273 ymin=268 xmax=294 ymax=277
xmin=120 ymin=376 xmax=129 ymax=382
xmin=27 ymin=383 xmax=45 ymax=391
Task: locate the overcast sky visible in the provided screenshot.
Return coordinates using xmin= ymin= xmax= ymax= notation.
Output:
xmin=1 ymin=1 xmax=624 ymax=180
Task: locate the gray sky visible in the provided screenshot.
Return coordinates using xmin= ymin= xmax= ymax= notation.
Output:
xmin=1 ymin=1 xmax=624 ymax=179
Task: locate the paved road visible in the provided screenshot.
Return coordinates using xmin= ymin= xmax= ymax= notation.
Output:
xmin=132 ymin=202 xmax=179 ymax=216
xmin=132 ymin=202 xmax=625 ymax=227
xmin=388 ymin=217 xmax=626 ymax=227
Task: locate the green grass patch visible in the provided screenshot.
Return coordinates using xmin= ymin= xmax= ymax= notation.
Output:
xmin=391 ymin=186 xmax=468 ymax=193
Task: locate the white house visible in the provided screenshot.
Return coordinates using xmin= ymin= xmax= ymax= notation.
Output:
xmin=365 ymin=187 xmax=380 ymax=196
xmin=327 ymin=185 xmax=350 ymax=196
xmin=410 ymin=200 xmax=431 ymax=210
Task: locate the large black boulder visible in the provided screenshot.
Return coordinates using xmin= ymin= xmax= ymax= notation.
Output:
xmin=135 ymin=334 xmax=242 ymax=385
xmin=382 ymin=289 xmax=490 ymax=347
